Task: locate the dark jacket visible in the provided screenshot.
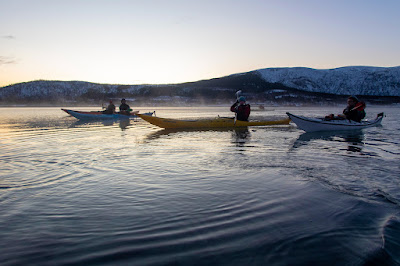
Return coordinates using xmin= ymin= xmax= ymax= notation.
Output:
xmin=231 ymin=102 xmax=251 ymax=121
xmin=103 ymin=103 xmax=115 ymax=114
xmin=343 ymin=107 xmax=365 ymax=122
xmin=119 ymin=103 xmax=130 ymax=113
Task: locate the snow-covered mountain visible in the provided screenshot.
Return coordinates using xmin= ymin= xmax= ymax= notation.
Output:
xmin=256 ymin=66 xmax=400 ymax=96
xmin=0 ymin=80 xmax=145 ymax=102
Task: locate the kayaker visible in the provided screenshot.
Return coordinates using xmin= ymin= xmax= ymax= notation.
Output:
xmin=231 ymin=96 xmax=251 ymax=121
xmin=325 ymin=96 xmax=366 ymax=122
xmin=102 ymin=100 xmax=115 ymax=114
xmin=119 ymin=98 xmax=130 ymax=115
xmin=341 ymin=96 xmax=366 ymax=122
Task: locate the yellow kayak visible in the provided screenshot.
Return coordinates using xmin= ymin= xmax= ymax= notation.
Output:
xmin=137 ymin=114 xmax=291 ymax=129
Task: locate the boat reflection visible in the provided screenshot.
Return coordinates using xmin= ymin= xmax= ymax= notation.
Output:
xmin=291 ymin=130 xmax=365 ymax=153
xmin=144 ymin=127 xmax=251 ymax=143
xmin=68 ymin=119 xmax=134 ymax=130
xmin=68 ymin=120 xmax=114 ymax=128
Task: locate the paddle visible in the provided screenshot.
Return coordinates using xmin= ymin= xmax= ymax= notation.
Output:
xmin=351 ymin=101 xmax=366 ymax=111
xmin=234 ymin=90 xmax=242 ymax=125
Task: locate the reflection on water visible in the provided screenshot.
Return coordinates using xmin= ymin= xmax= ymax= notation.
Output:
xmin=345 ymin=133 xmax=364 ymax=153
xmin=119 ymin=119 xmax=131 ymax=130
xmin=231 ymin=128 xmax=251 ymax=146
xmin=291 ymin=130 xmax=365 ymax=153
xmin=67 ymin=118 xmax=135 ymax=129
xmin=144 ymin=127 xmax=252 ymax=144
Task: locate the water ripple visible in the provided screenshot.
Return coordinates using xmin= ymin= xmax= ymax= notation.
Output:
xmin=1 ymin=107 xmax=400 ymax=265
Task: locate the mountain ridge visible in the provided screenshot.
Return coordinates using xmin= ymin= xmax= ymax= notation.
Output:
xmin=255 ymin=66 xmax=400 ymax=96
xmin=1 ymin=66 xmax=399 ymax=106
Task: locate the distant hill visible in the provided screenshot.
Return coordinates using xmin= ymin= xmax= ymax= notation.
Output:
xmin=1 ymin=66 xmax=399 ymax=106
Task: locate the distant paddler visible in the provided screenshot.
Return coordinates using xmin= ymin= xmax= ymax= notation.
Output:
xmin=119 ymin=98 xmax=131 ymax=115
xmin=102 ymin=100 xmax=115 ymax=114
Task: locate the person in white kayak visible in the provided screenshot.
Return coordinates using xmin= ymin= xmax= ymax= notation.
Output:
xmin=325 ymin=96 xmax=366 ymax=122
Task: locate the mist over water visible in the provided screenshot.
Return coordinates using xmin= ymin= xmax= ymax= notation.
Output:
xmin=1 ymin=106 xmax=399 ymax=265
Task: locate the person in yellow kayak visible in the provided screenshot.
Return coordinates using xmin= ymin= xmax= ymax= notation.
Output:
xmin=231 ymin=96 xmax=251 ymax=121
xmin=102 ymin=100 xmax=115 ymax=114
xmin=119 ymin=98 xmax=130 ymax=115
xmin=325 ymin=96 xmax=366 ymax=122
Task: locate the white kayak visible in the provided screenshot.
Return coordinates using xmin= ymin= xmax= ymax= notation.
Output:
xmin=286 ymin=112 xmax=384 ymax=132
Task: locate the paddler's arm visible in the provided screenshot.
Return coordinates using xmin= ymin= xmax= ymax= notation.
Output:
xmin=230 ymin=101 xmax=238 ymax=112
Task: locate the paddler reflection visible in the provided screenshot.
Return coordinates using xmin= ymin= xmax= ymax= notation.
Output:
xmin=232 ymin=128 xmax=251 ymax=146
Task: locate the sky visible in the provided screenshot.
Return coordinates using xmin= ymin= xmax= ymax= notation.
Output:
xmin=1 ymin=0 xmax=400 ymax=87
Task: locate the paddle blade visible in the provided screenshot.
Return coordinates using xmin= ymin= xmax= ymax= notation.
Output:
xmin=235 ymin=90 xmax=242 ymax=99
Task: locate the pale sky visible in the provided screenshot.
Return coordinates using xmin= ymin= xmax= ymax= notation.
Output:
xmin=1 ymin=0 xmax=399 ymax=87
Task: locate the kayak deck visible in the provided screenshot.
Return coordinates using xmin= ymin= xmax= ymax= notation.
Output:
xmin=137 ymin=114 xmax=291 ymax=129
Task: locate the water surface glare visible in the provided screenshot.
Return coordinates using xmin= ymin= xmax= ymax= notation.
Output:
xmin=0 ymin=106 xmax=399 ymax=265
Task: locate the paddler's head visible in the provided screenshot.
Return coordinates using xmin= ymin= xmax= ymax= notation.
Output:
xmin=347 ymin=96 xmax=359 ymax=107
xmin=239 ymin=96 xmax=246 ymax=105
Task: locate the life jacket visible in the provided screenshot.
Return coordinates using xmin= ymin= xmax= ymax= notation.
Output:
xmin=236 ymin=104 xmax=251 ymax=121
xmin=355 ymin=102 xmax=366 ymax=120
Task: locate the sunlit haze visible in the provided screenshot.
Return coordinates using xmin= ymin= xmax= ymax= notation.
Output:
xmin=1 ymin=0 xmax=399 ymax=87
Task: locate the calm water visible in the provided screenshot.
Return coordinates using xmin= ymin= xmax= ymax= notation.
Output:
xmin=0 ymin=106 xmax=399 ymax=265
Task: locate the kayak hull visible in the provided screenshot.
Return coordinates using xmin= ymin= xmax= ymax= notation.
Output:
xmin=286 ymin=112 xmax=384 ymax=132
xmin=62 ymin=109 xmax=147 ymax=120
xmin=137 ymin=114 xmax=291 ymax=129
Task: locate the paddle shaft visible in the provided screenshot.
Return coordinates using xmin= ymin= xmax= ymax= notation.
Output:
xmin=234 ymin=90 xmax=242 ymax=125
xmin=351 ymin=102 xmax=365 ymax=111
